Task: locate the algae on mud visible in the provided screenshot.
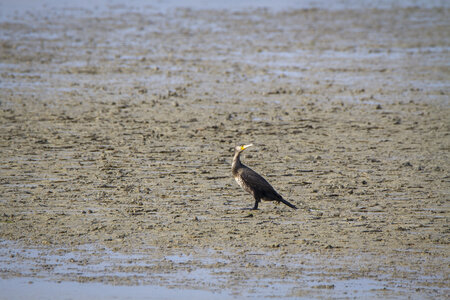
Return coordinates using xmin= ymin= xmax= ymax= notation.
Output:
xmin=0 ymin=1 xmax=449 ymax=299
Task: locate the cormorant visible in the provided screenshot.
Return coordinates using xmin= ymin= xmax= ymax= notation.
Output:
xmin=232 ymin=144 xmax=297 ymax=210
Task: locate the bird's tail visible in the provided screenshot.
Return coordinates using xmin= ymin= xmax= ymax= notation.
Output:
xmin=280 ymin=198 xmax=298 ymax=210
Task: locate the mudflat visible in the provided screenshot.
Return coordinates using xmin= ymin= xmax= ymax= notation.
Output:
xmin=0 ymin=3 xmax=449 ymax=298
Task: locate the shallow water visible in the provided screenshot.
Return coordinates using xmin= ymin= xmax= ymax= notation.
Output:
xmin=1 ymin=240 xmax=447 ymax=299
xmin=1 ymin=0 xmax=449 ymax=19
xmin=0 ymin=277 xmax=232 ymax=300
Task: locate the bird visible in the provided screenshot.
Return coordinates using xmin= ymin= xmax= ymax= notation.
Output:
xmin=232 ymin=144 xmax=297 ymax=210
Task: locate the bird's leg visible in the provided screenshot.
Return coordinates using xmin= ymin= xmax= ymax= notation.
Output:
xmin=251 ymin=197 xmax=260 ymax=210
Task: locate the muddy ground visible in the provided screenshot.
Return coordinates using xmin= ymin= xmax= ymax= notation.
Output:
xmin=0 ymin=2 xmax=449 ymax=298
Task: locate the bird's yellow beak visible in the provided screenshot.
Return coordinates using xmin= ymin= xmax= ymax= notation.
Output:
xmin=241 ymin=144 xmax=254 ymax=151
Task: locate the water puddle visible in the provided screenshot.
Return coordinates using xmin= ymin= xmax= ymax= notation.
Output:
xmin=0 ymin=277 xmax=231 ymax=300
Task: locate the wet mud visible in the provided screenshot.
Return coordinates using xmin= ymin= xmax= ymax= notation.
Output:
xmin=0 ymin=3 xmax=449 ymax=298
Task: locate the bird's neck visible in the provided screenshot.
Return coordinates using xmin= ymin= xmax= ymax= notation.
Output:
xmin=232 ymin=151 xmax=243 ymax=175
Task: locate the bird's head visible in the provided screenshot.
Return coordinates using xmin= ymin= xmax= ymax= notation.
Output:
xmin=235 ymin=143 xmax=253 ymax=154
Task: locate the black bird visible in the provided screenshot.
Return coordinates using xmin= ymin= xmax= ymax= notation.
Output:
xmin=232 ymin=144 xmax=297 ymax=210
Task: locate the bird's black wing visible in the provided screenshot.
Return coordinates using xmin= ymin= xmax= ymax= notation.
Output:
xmin=239 ymin=167 xmax=281 ymax=199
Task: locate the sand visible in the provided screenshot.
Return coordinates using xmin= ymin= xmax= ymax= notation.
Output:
xmin=0 ymin=2 xmax=449 ymax=298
